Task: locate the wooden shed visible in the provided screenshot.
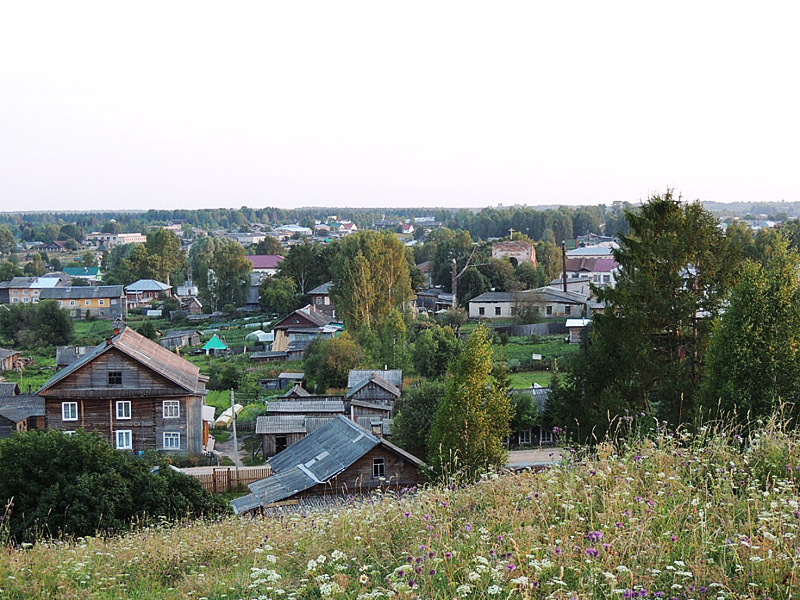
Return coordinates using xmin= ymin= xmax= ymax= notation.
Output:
xmin=233 ymin=416 xmax=425 ymax=513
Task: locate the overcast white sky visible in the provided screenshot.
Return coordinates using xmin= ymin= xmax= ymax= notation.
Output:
xmin=1 ymin=2 xmax=798 ymax=212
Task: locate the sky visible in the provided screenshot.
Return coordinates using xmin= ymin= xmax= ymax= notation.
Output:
xmin=1 ymin=2 xmax=799 ymax=212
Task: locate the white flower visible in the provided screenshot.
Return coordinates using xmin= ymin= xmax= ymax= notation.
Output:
xmin=456 ymin=583 xmax=472 ymax=595
xmin=488 ymin=584 xmax=503 ymax=595
xmin=468 ymin=571 xmax=481 ymax=581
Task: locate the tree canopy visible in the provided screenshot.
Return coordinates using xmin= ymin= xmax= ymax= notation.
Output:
xmin=330 ymin=231 xmax=414 ymax=332
xmin=428 ymin=325 xmax=512 ymax=481
xmin=700 ymin=235 xmax=800 ymax=422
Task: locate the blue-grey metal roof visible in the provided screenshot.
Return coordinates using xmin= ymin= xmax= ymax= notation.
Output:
xmin=308 ymin=281 xmax=334 ymax=295
xmin=40 ymin=285 xmax=124 ymax=300
xmin=347 ymin=369 xmax=403 ymax=389
xmin=346 ymin=373 xmax=401 ymax=399
xmin=233 ymin=416 xmax=381 ymax=513
xmin=266 ymin=400 xmax=345 ymax=414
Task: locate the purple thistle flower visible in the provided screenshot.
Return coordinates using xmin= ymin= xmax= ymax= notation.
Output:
xmin=445 ymin=552 xmax=452 ymax=559
xmin=505 ymin=563 xmax=516 ymax=571
xmin=429 ymin=569 xmax=436 ymax=576
xmin=585 ymin=531 xmax=603 ymax=543
xmin=585 ymin=547 xmax=599 ymax=557
xmin=554 ymin=546 xmax=562 ymax=555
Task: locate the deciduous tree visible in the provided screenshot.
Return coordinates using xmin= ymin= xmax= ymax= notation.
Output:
xmin=700 ymin=236 xmax=800 ymax=422
xmin=428 ymin=325 xmax=512 ymax=481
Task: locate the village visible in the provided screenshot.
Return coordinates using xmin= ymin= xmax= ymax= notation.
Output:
xmin=0 ymin=209 xmax=632 ymax=511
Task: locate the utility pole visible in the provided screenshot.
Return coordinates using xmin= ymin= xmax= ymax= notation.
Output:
xmin=230 ymin=388 xmax=240 ymax=483
xmin=451 ymin=259 xmax=458 ymax=308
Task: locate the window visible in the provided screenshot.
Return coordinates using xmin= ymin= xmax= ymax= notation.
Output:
xmin=540 ymin=428 xmax=554 ymax=444
xmin=85 ymin=300 xmax=91 ymax=306
xmin=99 ymin=299 xmax=105 ymax=305
xmin=11 ymin=298 xmax=18 ymax=303
xmin=479 ymin=307 xmax=485 ymax=316
xmin=62 ymin=402 xmax=78 ymax=421
xmin=565 ymin=305 xmax=571 ymax=315
xmin=603 ymin=274 xmax=611 ymax=283
xmin=373 ymin=457 xmax=386 ymax=478
xmin=495 ymin=306 xmax=502 ymax=316
xmin=163 ymin=400 xmax=180 ymax=419
xmin=315 ymin=296 xmax=323 ymax=304
xmin=11 ymin=290 xmax=17 ymax=295
xmin=116 ymin=400 xmax=131 ymax=420
xmin=163 ymin=432 xmax=180 ymax=450
xmin=108 ymin=371 xmax=122 ymax=386
xmin=546 ymin=306 xmax=552 ymax=316
xmin=115 ymin=430 xmax=132 ymax=450
xmin=69 ymin=300 xmax=76 ymax=306
xmin=519 ymin=429 xmax=532 ymax=445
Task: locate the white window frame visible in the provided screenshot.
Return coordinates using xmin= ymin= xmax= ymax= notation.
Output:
xmin=540 ymin=428 xmax=554 ymax=444
xmin=519 ymin=429 xmax=532 ymax=445
xmin=62 ymin=402 xmax=78 ymax=421
xmin=115 ymin=430 xmax=132 ymax=450
xmin=116 ymin=400 xmax=131 ymax=420
xmin=373 ymin=457 xmax=386 ymax=478
xmin=163 ymin=432 xmax=181 ymax=450
xmin=99 ymin=299 xmax=105 ymax=305
xmin=163 ymin=400 xmax=180 ymax=419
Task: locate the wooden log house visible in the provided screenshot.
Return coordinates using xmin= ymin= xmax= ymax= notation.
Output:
xmin=39 ymin=326 xmax=209 ymax=455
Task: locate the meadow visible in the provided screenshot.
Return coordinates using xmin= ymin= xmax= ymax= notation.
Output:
xmin=1 ymin=415 xmax=797 ymax=599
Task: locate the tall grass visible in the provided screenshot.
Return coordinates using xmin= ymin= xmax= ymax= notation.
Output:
xmin=1 ymin=416 xmax=798 ymax=598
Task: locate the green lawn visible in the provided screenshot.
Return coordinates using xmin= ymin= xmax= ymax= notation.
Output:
xmin=507 ymin=370 xmax=555 ymax=388
xmin=497 ymin=334 xmax=580 ymax=367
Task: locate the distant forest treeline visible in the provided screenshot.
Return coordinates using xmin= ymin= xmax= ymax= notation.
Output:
xmin=1 ymin=200 xmax=799 ymax=243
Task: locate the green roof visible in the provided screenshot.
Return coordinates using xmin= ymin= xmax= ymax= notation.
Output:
xmin=202 ymin=334 xmax=228 ymax=351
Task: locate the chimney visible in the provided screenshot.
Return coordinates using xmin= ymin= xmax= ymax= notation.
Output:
xmin=562 ymin=240 xmax=568 ymax=293
xmin=371 ymin=421 xmax=383 ymax=438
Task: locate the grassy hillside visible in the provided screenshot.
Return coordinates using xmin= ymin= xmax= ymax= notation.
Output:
xmin=1 ymin=418 xmax=798 ymax=598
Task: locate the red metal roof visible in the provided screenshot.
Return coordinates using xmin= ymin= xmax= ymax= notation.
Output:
xmin=245 ymin=255 xmax=284 ymax=270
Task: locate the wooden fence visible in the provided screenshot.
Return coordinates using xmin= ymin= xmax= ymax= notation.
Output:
xmin=188 ymin=466 xmax=272 ymax=494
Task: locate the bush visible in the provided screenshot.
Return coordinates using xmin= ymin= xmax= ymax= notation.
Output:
xmin=0 ymin=430 xmax=228 ymax=543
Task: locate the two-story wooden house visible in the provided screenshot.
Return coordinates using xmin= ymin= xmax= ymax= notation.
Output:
xmin=39 ymin=285 xmax=127 ymax=319
xmin=38 ymin=326 xmax=209 ymax=455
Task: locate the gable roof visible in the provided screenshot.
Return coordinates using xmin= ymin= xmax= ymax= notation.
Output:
xmin=273 ymin=307 xmax=332 ymax=330
xmin=126 ymin=279 xmax=171 ymax=292
xmin=63 ymin=267 xmax=100 ymax=277
xmin=233 ymin=416 xmax=423 ymax=513
xmin=0 ymin=348 xmax=20 ymax=361
xmin=346 ymin=373 xmax=401 ymax=399
xmin=39 ymin=326 xmax=205 ymax=395
xmin=469 ymin=291 xmax=515 ymax=303
xmin=0 ymin=277 xmax=60 ymax=289
xmin=245 ymin=255 xmax=284 ymax=270
xmin=282 ymin=384 xmax=311 ymax=398
xmin=40 ymin=286 xmax=123 ymax=300
xmin=265 ymin=400 xmax=345 ymax=414
xmin=347 ymin=369 xmax=403 ymax=389
xmin=0 ymin=394 xmax=44 ymax=422
xmin=523 ymin=287 xmax=589 ymax=305
xmin=0 ymin=382 xmax=20 ymax=396
xmin=307 ymin=281 xmax=334 ymax=295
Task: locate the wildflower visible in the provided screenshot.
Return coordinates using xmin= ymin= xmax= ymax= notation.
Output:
xmin=585 ymin=548 xmax=599 ymax=557
xmin=359 ymin=574 xmax=369 ymax=585
xmin=505 ymin=563 xmax=516 ymax=572
xmin=585 ymin=531 xmax=603 ymax=543
xmin=488 ymin=584 xmax=503 ymax=595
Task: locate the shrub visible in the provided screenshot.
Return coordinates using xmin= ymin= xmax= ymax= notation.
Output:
xmin=0 ymin=430 xmax=228 ymax=543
